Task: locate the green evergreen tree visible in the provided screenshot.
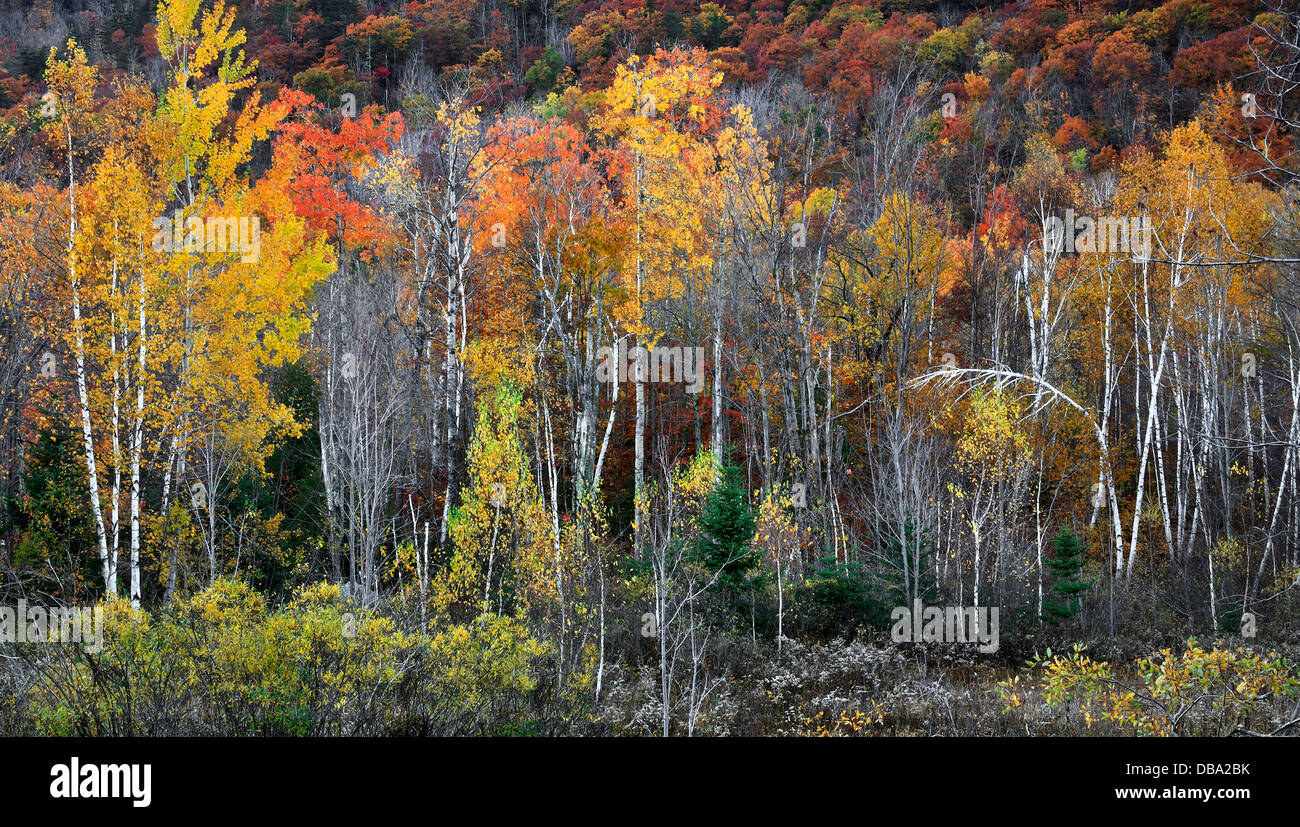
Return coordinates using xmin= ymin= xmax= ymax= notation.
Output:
xmin=691 ymin=463 xmax=761 ymax=606
xmin=789 ymin=556 xmax=891 ymax=642
xmin=236 ymin=359 xmax=325 ymax=598
xmin=524 ymin=46 xmax=565 ymax=95
xmin=1042 ymin=526 xmax=1090 ymax=624
xmin=4 ymin=417 xmax=99 ymax=599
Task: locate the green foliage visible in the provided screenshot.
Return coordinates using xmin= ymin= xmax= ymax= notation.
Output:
xmin=789 ymin=557 xmax=890 ymax=642
xmin=292 ymin=66 xmax=363 ymax=108
xmin=1000 ymin=640 xmax=1299 ymax=736
xmin=3 ymin=418 xmax=98 ymax=599
xmin=534 ymin=91 xmax=571 ymax=120
xmin=524 ymin=46 xmax=565 ymax=95
xmin=917 ymin=28 xmax=971 ymax=73
xmin=692 ymin=3 xmax=733 ymax=49
xmin=20 ymin=579 xmax=550 ymax=735
xmin=875 ymin=520 xmax=938 ymax=607
xmin=443 ymin=384 xmax=553 ymax=622
xmin=1042 ymin=526 xmax=1090 ymax=624
xmin=236 ymin=359 xmax=325 ymax=596
xmin=691 ymin=463 xmax=760 ymax=594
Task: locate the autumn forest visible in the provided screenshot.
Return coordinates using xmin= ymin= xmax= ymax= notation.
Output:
xmin=1 ymin=0 xmax=1300 ymax=737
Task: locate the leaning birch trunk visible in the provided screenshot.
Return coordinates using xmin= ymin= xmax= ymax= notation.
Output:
xmin=109 ymin=260 xmax=122 ymax=579
xmin=65 ymin=132 xmax=113 ymax=596
xmin=592 ymin=331 xmax=620 ymax=488
xmin=712 ymin=299 xmax=723 ymax=464
xmin=595 ymin=533 xmax=606 ymax=704
xmin=128 ymin=266 xmax=147 ymax=607
xmin=161 ymin=436 xmax=178 ymax=602
xmin=634 ymin=336 xmax=646 ymax=557
xmin=1091 ymin=267 xmax=1116 ymax=542
xmin=1254 ymin=354 xmax=1300 ymax=596
xmin=633 ymin=127 xmax=647 ymax=557
xmin=1125 ymin=258 xmax=1174 ymax=581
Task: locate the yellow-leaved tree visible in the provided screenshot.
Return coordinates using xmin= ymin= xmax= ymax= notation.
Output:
xmin=594 ymin=49 xmax=725 ymax=551
xmin=152 ymin=0 xmax=332 ymax=599
xmin=440 ymin=385 xmax=554 ymax=624
xmin=42 ymin=0 xmax=333 ymax=605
